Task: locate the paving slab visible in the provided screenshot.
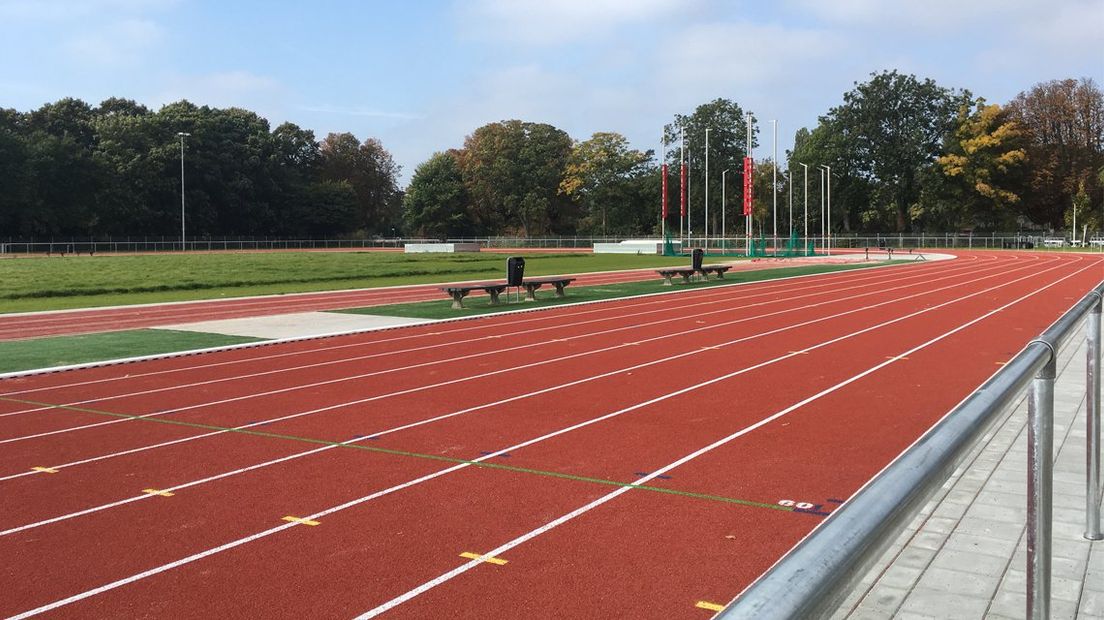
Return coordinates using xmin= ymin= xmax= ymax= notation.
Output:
xmin=157 ymin=311 xmax=436 ymax=339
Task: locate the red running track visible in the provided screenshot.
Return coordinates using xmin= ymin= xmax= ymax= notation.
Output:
xmin=0 ymin=251 xmax=1100 ymax=619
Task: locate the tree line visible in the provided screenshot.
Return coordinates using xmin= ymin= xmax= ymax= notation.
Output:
xmin=2 ymin=72 xmax=1101 ymax=240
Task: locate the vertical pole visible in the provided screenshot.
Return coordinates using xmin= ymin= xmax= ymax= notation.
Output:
xmin=1027 ymin=350 xmax=1056 ymax=620
xmin=680 ymin=129 xmax=685 ymax=248
xmin=722 ymin=170 xmax=727 ymax=254
xmin=788 ymin=166 xmax=793 ymax=238
xmin=826 ymin=165 xmax=832 ymax=256
xmin=660 ymin=130 xmax=666 ymax=242
xmin=803 ymin=164 xmax=808 ymax=255
xmin=179 ymin=136 xmax=186 ymax=250
xmin=819 ymin=168 xmax=825 ymax=253
xmin=705 ymin=127 xmax=710 ymax=251
xmin=771 ymin=119 xmax=777 ymax=256
xmin=1087 ymin=297 xmax=1103 ymax=540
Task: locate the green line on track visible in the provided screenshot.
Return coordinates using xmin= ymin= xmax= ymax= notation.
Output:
xmin=4 ymin=396 xmax=795 ymax=514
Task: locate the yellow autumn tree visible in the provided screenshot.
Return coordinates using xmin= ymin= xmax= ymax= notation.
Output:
xmin=937 ymin=99 xmax=1027 ymax=229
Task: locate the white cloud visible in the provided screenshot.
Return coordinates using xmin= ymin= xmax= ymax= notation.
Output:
xmin=65 ymin=18 xmax=164 ymax=66
xmin=460 ymin=0 xmax=691 ymax=44
xmin=785 ymin=0 xmax=1010 ymax=32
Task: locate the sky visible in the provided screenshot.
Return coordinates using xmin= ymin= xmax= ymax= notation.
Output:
xmin=1 ymin=0 xmax=1101 ymax=184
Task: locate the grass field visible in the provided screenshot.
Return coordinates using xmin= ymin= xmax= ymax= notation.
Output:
xmin=0 ymin=329 xmax=263 ymax=373
xmin=344 ymin=262 xmax=894 ymax=320
xmin=0 ymin=252 xmax=731 ymax=313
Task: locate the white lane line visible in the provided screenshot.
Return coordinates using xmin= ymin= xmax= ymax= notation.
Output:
xmin=0 ymin=257 xmax=1036 ymax=451
xmin=0 ymin=256 xmax=1079 ymax=546
xmin=0 ymin=259 xmax=941 ymax=402
xmin=354 ymin=257 xmax=1101 ymax=618
xmin=0 ymin=258 xmax=944 ymax=417
xmin=0 ymin=256 xmax=1037 ymax=528
xmin=8 ymin=258 xmax=1089 ymax=620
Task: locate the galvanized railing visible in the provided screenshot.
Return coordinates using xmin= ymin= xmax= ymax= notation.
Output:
xmin=720 ymin=282 xmax=1104 ymax=620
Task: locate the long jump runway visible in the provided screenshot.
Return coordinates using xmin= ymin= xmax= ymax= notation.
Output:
xmin=0 ymin=251 xmax=1101 ymax=618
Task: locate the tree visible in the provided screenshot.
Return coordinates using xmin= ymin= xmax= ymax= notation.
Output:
xmin=807 ymin=71 xmax=966 ymax=232
xmin=1006 ymin=78 xmax=1104 ymax=228
xmin=456 ymin=120 xmax=574 ymax=236
xmin=319 ymin=133 xmax=402 ymax=235
xmin=934 ymin=99 xmax=1027 ymax=230
xmin=559 ymin=132 xmax=652 ymax=235
xmin=403 ymin=151 xmax=472 ymax=238
xmin=663 ymin=99 xmax=755 ymax=236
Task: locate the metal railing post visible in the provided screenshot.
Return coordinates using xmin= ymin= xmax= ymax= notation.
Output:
xmin=1027 ymin=344 xmax=1056 ymax=620
xmin=1088 ymin=295 xmax=1103 ymax=540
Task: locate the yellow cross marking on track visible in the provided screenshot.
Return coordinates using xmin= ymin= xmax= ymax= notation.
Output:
xmin=282 ymin=516 xmax=320 ymax=526
xmin=142 ymin=488 xmax=174 ymax=497
xmin=789 ymin=351 xmax=809 ymax=355
xmin=996 ymin=361 xmax=1007 ymax=366
xmin=31 ymin=466 xmax=58 ymax=474
xmin=459 ymin=551 xmax=508 ymax=565
xmin=695 ymin=601 xmax=725 ymax=611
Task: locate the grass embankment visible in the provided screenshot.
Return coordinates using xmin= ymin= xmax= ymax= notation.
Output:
xmin=0 ymin=330 xmax=263 ymax=374
xmin=343 ymin=262 xmax=893 ymax=320
xmin=0 ymin=252 xmax=730 ymax=314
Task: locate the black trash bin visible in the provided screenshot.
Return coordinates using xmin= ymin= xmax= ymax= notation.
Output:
xmin=507 ymin=256 xmax=525 ymax=286
xmin=691 ymin=248 xmax=704 ymax=271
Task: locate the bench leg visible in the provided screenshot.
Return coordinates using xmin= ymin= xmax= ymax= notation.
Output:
xmin=681 ymin=273 xmax=692 ymax=284
xmin=662 ymin=275 xmax=673 ymax=286
xmin=715 ymin=270 xmax=725 ymax=279
xmin=450 ymin=291 xmax=467 ymax=309
xmin=553 ymin=283 xmax=566 ymax=298
xmin=525 ymin=285 xmax=538 ymax=301
xmin=487 ymin=289 xmax=500 ymax=305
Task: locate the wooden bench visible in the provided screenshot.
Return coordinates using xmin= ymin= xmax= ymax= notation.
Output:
xmin=521 ymin=277 xmax=576 ymax=301
xmin=656 ymin=265 xmax=732 ymax=285
xmin=439 ymin=277 xmax=576 ymax=308
xmin=439 ymin=282 xmax=509 ymax=309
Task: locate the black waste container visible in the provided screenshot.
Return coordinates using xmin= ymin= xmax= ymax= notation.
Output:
xmin=691 ymin=248 xmax=704 ymax=271
xmin=507 ymin=256 xmax=525 ymax=286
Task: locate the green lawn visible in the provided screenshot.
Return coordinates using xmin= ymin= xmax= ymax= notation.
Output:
xmin=0 ymin=329 xmax=264 ymax=374
xmin=0 ymin=252 xmax=735 ymax=313
xmin=341 ymin=261 xmax=895 ymax=320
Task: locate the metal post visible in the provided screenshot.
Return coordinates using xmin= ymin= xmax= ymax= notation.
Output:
xmin=1088 ymin=296 xmax=1103 ymax=540
xmin=705 ymin=127 xmax=710 ymax=251
xmin=1027 ymin=348 xmax=1055 ymax=620
xmin=177 ymin=132 xmax=190 ymax=250
xmin=770 ymin=119 xmax=777 ymax=255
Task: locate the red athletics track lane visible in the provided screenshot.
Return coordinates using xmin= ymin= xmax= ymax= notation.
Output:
xmin=19 ymin=255 xmax=1100 ymax=619
xmin=0 ymin=256 xmax=1007 ymax=527
xmin=0 ymin=256 xmax=944 ymax=410
xmin=0 ymin=257 xmax=987 ymax=446
xmin=0 ymin=255 xmax=1020 ymax=488
xmin=0 ymin=252 xmax=1086 ymax=617
xmin=0 ymin=254 xmax=1024 ymax=526
xmin=0 ymin=262 xmax=783 ymax=341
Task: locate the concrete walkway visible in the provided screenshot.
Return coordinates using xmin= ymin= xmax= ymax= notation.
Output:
xmin=833 ymin=324 xmax=1103 ymax=619
xmin=158 ymin=311 xmax=436 ymax=340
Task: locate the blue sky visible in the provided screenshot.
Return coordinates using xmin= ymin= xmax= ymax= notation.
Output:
xmin=1 ymin=0 xmax=1101 ymax=183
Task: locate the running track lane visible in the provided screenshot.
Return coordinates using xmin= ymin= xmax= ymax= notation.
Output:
xmin=4 ymin=252 xmax=1099 ymax=617
xmin=0 ymin=261 xmax=808 ymax=341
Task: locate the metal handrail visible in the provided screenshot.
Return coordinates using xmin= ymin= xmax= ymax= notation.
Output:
xmin=720 ymin=281 xmax=1104 ymax=620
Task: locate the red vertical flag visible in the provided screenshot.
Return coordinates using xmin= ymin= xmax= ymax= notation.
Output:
xmin=742 ymin=157 xmax=754 ymax=216
xmin=680 ymin=163 xmax=688 ymax=218
xmin=661 ymin=164 xmax=669 ymax=219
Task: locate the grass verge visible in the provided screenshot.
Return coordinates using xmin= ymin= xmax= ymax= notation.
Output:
xmin=340 ymin=262 xmax=897 ymax=320
xmin=0 ymin=252 xmax=735 ymax=313
xmin=0 ymin=329 xmax=264 ymax=374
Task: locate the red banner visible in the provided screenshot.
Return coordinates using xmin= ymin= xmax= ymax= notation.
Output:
xmin=680 ymin=163 xmax=688 ymax=218
xmin=742 ymin=157 xmax=754 ymax=216
xmin=661 ymin=164 xmax=668 ymax=219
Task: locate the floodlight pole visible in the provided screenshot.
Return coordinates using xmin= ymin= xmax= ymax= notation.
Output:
xmin=821 ymin=164 xmax=832 ymax=256
xmin=819 ymin=166 xmax=825 ymax=253
xmin=722 ymin=169 xmax=730 ymax=252
xmin=705 ymin=127 xmax=711 ymax=251
xmin=788 ymin=166 xmax=793 ymax=238
xmin=177 ymin=132 xmax=190 ymax=251
xmin=770 ymin=119 xmax=777 ymax=255
xmin=799 ymin=162 xmax=809 ymax=255
xmin=660 ymin=129 xmax=665 ymax=241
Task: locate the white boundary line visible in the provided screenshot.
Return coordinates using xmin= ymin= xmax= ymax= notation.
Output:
xmin=0 ymin=255 xmax=1056 ymax=530
xmin=0 ymin=257 xmax=1025 ymax=445
xmin=0 ymin=255 xmax=988 ymax=419
xmin=353 ymin=256 xmax=1100 ymax=618
xmin=6 ymin=257 xmax=1090 ymax=620
xmin=0 ymin=258 xmax=930 ymax=382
